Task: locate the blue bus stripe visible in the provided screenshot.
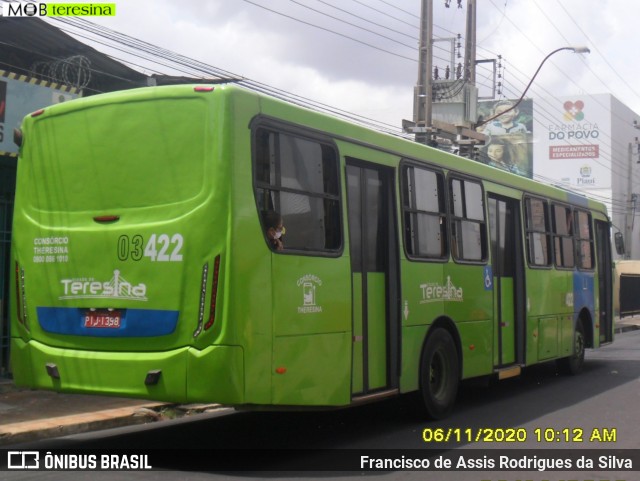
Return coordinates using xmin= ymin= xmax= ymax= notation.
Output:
xmin=36 ymin=307 xmax=178 ymax=337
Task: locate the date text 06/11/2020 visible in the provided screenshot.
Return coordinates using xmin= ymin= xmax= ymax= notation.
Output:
xmin=421 ymin=427 xmax=617 ymax=444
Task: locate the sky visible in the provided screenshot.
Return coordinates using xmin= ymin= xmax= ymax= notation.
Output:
xmin=38 ymin=0 xmax=640 ymax=132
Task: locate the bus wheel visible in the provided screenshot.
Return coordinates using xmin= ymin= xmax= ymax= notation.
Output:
xmin=419 ymin=328 xmax=459 ymax=420
xmin=557 ymin=321 xmax=585 ymax=375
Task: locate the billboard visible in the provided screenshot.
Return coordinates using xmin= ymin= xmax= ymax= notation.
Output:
xmin=0 ymin=70 xmax=80 ymax=156
xmin=477 ymin=99 xmax=534 ymax=178
xmin=533 ymin=95 xmax=611 ymax=189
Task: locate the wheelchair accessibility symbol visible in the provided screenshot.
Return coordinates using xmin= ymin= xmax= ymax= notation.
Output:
xmin=483 ymin=266 xmax=493 ymax=290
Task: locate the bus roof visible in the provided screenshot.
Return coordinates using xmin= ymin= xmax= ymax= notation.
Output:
xmin=19 ymin=82 xmax=610 ymax=218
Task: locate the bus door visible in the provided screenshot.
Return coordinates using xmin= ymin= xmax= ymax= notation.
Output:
xmin=488 ymin=195 xmax=525 ymax=367
xmin=346 ymin=160 xmax=399 ymax=396
xmin=595 ymin=220 xmax=613 ymax=343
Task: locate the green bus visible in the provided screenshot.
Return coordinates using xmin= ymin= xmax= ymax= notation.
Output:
xmin=10 ymin=84 xmax=613 ymax=419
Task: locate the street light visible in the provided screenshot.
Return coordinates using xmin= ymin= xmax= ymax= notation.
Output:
xmin=477 ymin=46 xmax=590 ymax=127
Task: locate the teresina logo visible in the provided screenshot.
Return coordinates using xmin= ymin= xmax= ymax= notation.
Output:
xmin=419 ymin=276 xmax=463 ymax=304
xmin=60 ymin=270 xmax=147 ymax=301
xmin=297 ymin=274 xmax=323 ymax=314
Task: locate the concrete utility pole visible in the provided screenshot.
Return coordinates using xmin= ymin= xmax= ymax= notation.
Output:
xmin=625 ymin=142 xmax=635 ymax=258
xmin=406 ymin=0 xmax=486 ymax=154
xmin=464 ymin=0 xmax=476 ymax=85
xmin=412 ymin=0 xmax=434 ymax=144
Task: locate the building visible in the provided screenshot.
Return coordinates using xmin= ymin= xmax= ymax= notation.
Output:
xmin=477 ymin=94 xmax=640 ymax=260
xmin=533 ymin=94 xmax=640 ymax=260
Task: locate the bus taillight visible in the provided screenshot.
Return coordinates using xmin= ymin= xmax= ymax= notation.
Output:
xmin=193 ymin=255 xmax=221 ymax=337
xmin=193 ymin=263 xmax=209 ymax=338
xmin=204 ymin=255 xmax=221 ymax=331
xmin=14 ymin=262 xmax=28 ymax=330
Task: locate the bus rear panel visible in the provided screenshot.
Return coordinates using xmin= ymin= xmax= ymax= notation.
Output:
xmin=11 ymin=86 xmax=245 ymax=403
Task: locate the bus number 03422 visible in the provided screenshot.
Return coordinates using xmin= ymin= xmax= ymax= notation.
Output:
xmin=118 ymin=234 xmax=184 ymax=262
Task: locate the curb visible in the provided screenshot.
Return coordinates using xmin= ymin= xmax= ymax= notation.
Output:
xmin=615 ymin=324 xmax=640 ymax=334
xmin=0 ymin=403 xmax=166 ymax=446
xmin=0 ymin=381 xmax=19 ymax=394
xmin=0 ymin=401 xmax=226 ymax=446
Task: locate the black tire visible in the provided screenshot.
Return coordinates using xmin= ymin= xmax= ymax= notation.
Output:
xmin=418 ymin=328 xmax=459 ymax=420
xmin=557 ymin=321 xmax=586 ymax=375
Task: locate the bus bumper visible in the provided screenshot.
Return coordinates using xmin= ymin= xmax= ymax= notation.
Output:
xmin=10 ymin=338 xmax=244 ymax=404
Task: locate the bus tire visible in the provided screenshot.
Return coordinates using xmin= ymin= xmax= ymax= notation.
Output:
xmin=557 ymin=321 xmax=585 ymax=375
xmin=418 ymin=328 xmax=459 ymax=420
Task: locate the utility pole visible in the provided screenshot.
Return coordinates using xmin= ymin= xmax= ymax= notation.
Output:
xmin=412 ymin=0 xmax=434 ymax=144
xmin=625 ymin=142 xmax=635 ymax=258
xmin=404 ymin=0 xmax=486 ymax=153
xmin=464 ymin=0 xmax=476 ymax=84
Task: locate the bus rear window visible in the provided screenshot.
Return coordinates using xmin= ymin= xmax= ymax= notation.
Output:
xmin=24 ymin=98 xmax=207 ymax=211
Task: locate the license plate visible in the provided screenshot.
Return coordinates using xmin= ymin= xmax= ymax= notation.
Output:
xmin=84 ymin=310 xmax=122 ymax=329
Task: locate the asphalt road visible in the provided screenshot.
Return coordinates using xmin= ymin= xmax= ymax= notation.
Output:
xmin=4 ymin=329 xmax=640 ymax=480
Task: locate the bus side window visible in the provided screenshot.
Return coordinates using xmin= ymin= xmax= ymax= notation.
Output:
xmin=552 ymin=204 xmax=575 ymax=268
xmin=449 ymin=178 xmax=487 ymax=262
xmin=401 ymin=164 xmax=447 ymax=259
xmin=253 ymin=127 xmax=341 ymax=253
xmin=255 ymin=130 xmax=277 ymax=213
xmin=574 ymin=209 xmax=594 ymax=269
xmin=524 ymin=197 xmax=552 ymax=266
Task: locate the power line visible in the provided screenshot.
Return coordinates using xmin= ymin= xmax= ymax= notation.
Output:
xmin=287 ymin=0 xmax=416 ymax=50
xmin=240 ymin=0 xmax=417 ymax=62
xmin=21 ymin=4 xmax=631 ymax=211
xmin=348 ymin=0 xmax=420 ymax=29
xmin=373 ymin=0 xmax=420 ymax=20
xmin=48 ymin=16 xmax=413 ymax=138
xmin=479 ymin=0 xmax=633 ymax=179
xmin=238 ymin=1 xmax=462 ymax=71
xmin=555 ymin=0 xmax=640 ymax=103
xmin=312 ymin=0 xmax=417 ymax=41
xmin=17 ymin=0 xmax=633 ymax=189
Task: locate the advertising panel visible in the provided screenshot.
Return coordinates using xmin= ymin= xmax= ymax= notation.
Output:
xmin=533 ymin=95 xmax=611 ymax=189
xmin=477 ymin=99 xmax=534 ymax=178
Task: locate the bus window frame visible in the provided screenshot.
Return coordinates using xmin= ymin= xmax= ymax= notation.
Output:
xmin=250 ymin=117 xmax=344 ymax=258
xmin=574 ymin=208 xmax=595 ymax=271
xmin=399 ymin=159 xmax=449 ymax=263
xmin=523 ymin=194 xmax=553 ymax=270
xmin=447 ymin=173 xmax=488 ymax=265
xmin=551 ymin=201 xmax=576 ymax=270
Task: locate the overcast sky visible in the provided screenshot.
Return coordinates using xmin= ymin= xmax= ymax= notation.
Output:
xmin=45 ymin=0 xmax=640 ymax=130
